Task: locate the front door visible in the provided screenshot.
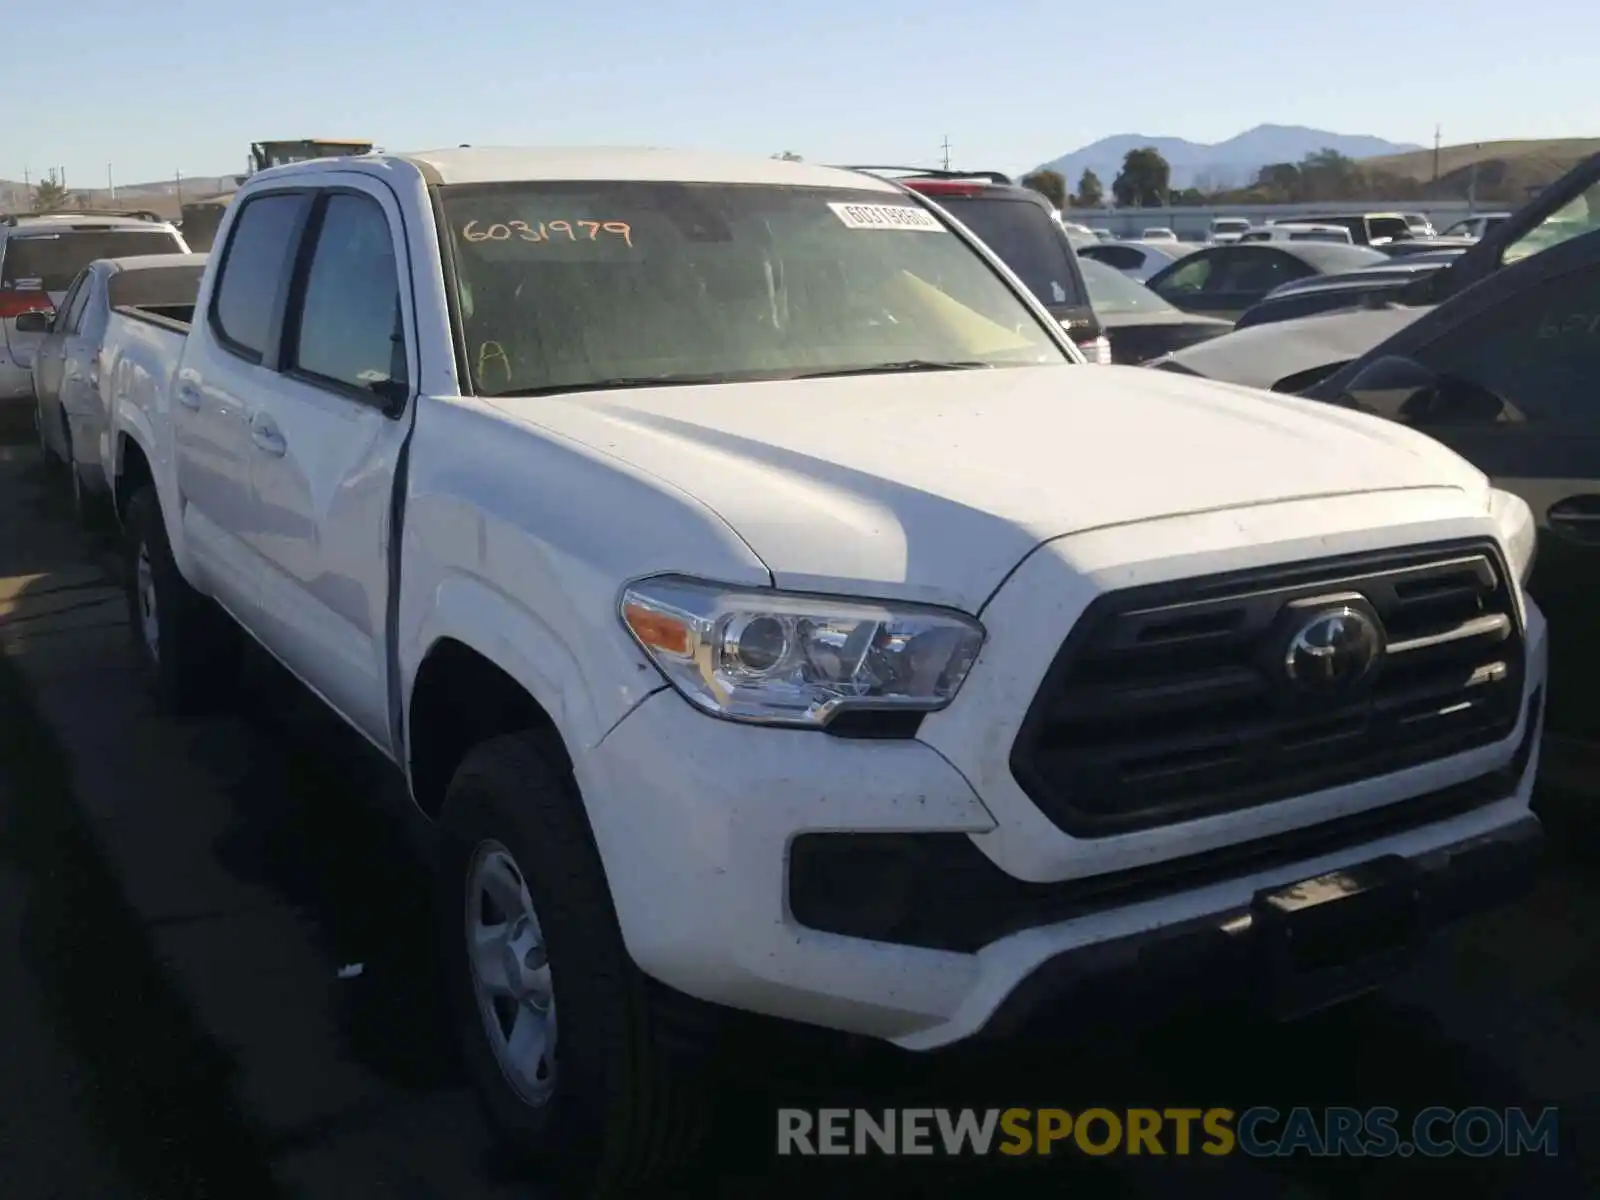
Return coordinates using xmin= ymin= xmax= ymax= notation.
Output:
xmin=56 ymin=273 xmax=105 ymax=465
xmin=1378 ymin=257 xmax=1600 ymax=745
xmin=32 ymin=272 xmax=88 ymax=424
xmin=242 ymin=179 xmax=416 ymax=752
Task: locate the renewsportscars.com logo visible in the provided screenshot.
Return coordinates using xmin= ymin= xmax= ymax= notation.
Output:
xmin=777 ymin=1106 xmax=1560 ymax=1159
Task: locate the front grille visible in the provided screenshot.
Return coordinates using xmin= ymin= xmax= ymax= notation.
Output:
xmin=1010 ymin=540 xmax=1526 ymax=837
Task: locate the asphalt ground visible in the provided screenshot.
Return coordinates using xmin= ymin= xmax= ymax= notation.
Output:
xmin=0 ymin=429 xmax=1595 ymax=1199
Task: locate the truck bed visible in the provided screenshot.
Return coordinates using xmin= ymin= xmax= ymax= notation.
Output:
xmin=112 ymin=303 xmax=193 ymax=332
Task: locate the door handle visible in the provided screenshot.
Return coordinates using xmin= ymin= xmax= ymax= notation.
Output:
xmin=176 ymin=382 xmax=202 ymax=410
xmin=250 ymin=418 xmax=286 ymax=457
xmin=1547 ymin=496 xmax=1600 ymax=544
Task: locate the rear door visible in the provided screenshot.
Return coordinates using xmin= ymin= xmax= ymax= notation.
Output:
xmin=175 ymin=190 xmax=311 ymax=621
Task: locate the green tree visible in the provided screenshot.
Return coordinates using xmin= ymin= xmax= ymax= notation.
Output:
xmin=1020 ymin=168 xmax=1066 ymax=209
xmin=1254 ymin=162 xmax=1302 ymax=200
xmin=1075 ymin=168 xmax=1104 ymax=208
xmin=1112 ymin=147 xmax=1171 ymax=208
xmin=32 ymin=174 xmax=68 ymax=212
xmin=1298 ymin=147 xmax=1361 ymax=200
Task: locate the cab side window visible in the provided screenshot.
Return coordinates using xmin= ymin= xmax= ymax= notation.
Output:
xmin=1153 ymin=255 xmax=1212 ymax=294
xmin=284 ymin=192 xmax=407 ymax=403
xmin=63 ymin=276 xmax=94 ymax=333
xmin=1410 ymin=264 xmax=1600 ymax=426
xmin=211 ymin=193 xmax=307 ymax=361
xmin=54 ymin=274 xmax=87 ymax=333
xmin=1085 ymin=245 xmax=1143 ymax=271
xmin=1210 ymin=248 xmax=1309 ymax=294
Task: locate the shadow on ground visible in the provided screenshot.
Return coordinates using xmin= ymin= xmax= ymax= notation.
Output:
xmin=1 ymin=434 xmax=1596 ymax=1200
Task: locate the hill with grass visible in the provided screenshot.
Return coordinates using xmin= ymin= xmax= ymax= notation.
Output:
xmin=1358 ymin=138 xmax=1600 ymax=201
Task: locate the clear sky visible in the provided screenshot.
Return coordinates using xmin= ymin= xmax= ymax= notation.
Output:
xmin=6 ymin=0 xmax=1597 ymax=187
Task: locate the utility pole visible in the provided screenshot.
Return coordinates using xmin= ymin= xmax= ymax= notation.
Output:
xmin=175 ymin=168 xmax=184 ymax=207
xmin=940 ymin=135 xmax=951 ymax=171
xmin=107 ymin=163 xmax=115 ymax=200
xmin=1432 ymin=124 xmax=1441 ymax=183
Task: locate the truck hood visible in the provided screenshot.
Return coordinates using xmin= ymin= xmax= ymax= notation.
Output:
xmin=487 ymin=364 xmax=1484 ymax=613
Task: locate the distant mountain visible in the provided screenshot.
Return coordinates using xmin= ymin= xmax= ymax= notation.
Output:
xmin=1036 ymin=124 xmax=1425 ymax=192
xmin=0 ymin=174 xmax=238 ymax=220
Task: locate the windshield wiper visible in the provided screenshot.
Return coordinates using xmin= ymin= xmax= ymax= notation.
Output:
xmin=489 ymin=373 xmax=739 ymax=398
xmin=791 ymin=360 xmax=994 ymax=379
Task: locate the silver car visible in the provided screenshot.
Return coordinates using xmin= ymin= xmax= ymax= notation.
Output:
xmin=0 ymin=210 xmax=188 ymax=404
xmin=26 ymin=253 xmax=206 ymax=515
xmin=1077 ymin=239 xmax=1196 ymax=283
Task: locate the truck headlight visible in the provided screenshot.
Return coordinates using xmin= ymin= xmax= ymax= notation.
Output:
xmin=1488 ymin=488 xmax=1537 ymax=586
xmin=620 ymin=576 xmax=985 ymax=727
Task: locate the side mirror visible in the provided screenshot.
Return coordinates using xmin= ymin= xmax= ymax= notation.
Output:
xmin=1342 ymin=354 xmax=1439 ymax=414
xmin=13 ymin=310 xmax=52 ymax=334
xmin=1344 ymin=354 xmax=1519 ymax=423
xmin=367 ymin=377 xmax=410 ymax=417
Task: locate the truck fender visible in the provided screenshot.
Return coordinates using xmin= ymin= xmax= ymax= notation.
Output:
xmin=111 ymin=404 xmax=194 ymax=581
xmin=400 ymin=572 xmax=616 ymax=787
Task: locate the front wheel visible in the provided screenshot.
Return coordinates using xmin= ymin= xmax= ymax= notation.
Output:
xmin=437 ymin=733 xmax=708 ymax=1195
xmin=122 ymin=486 xmax=240 ymax=712
xmin=33 ymin=399 xmax=50 ymax=460
xmin=71 ymin=462 xmax=112 ymax=529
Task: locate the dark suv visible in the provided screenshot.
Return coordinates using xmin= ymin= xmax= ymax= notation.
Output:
xmin=844 ymin=167 xmax=1109 ymax=362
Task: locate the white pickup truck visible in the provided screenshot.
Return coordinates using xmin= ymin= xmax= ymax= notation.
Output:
xmin=105 ymin=147 xmax=1547 ymax=1192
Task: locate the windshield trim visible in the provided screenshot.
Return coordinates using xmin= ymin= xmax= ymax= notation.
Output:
xmin=430 ymin=179 xmax=1080 ymax=397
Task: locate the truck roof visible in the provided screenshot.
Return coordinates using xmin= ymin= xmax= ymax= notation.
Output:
xmin=250 ymin=146 xmax=905 ymax=192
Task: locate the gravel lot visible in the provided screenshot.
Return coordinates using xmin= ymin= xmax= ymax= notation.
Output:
xmin=0 ymin=434 xmax=1595 ymax=1199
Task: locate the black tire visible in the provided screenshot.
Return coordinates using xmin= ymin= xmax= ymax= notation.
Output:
xmin=122 ymin=486 xmax=240 ymax=713
xmin=33 ymin=399 xmax=50 ymax=460
xmin=437 ymin=732 xmax=708 ymax=1196
xmin=71 ymin=462 xmax=113 ymax=529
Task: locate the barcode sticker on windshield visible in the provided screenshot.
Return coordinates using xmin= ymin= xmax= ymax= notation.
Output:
xmin=828 ymin=203 xmax=945 ymax=232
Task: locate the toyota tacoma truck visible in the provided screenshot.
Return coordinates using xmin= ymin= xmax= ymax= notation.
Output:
xmin=105 ymin=147 xmax=1547 ymax=1194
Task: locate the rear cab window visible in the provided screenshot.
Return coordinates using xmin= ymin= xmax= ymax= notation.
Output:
xmin=106 ymin=264 xmax=206 ymax=311
xmin=1369 ymin=216 xmax=1411 ymax=242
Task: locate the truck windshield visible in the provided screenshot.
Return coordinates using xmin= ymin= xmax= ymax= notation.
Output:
xmin=438 ymin=182 xmax=1068 ymax=398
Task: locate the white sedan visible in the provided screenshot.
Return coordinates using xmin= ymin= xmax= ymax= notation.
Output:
xmin=1077 ymin=238 xmax=1196 ymax=283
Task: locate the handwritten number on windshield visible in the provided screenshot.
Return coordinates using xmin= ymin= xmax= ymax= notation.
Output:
xmin=461 ymin=219 xmax=633 ymax=248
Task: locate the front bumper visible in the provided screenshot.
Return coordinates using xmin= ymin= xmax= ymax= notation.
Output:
xmin=973 ymin=813 xmax=1542 ymax=1042
xmin=581 ymin=597 xmax=1547 ymax=1050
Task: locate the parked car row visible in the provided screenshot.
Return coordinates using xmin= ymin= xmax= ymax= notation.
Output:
xmin=1 ymin=209 xmax=189 ymax=406
xmin=10 ymin=145 xmax=1566 ymax=1195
